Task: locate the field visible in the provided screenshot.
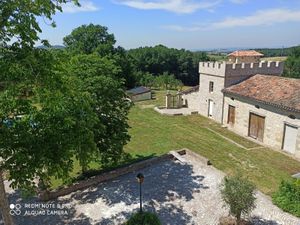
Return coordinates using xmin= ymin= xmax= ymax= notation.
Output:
xmin=51 ymin=90 xmax=300 ymax=196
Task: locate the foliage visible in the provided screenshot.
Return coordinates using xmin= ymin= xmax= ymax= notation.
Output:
xmin=255 ymin=47 xmax=296 ymax=57
xmin=63 ymin=23 xmax=116 ymax=56
xmin=68 ymin=53 xmax=131 ymax=167
xmin=154 ymin=72 xmax=183 ymax=90
xmin=0 ymin=0 xmax=79 ymax=48
xmin=272 ymin=179 xmax=300 ymax=217
xmin=283 ymin=46 xmax=300 ymax=78
xmin=128 ymin=45 xmax=209 ymax=86
xmin=63 ymin=24 xmax=136 ymax=88
xmin=220 ymin=175 xmax=256 ymax=224
xmin=0 ymin=48 xmax=98 ymax=191
xmin=126 ymin=212 xmax=161 ymax=225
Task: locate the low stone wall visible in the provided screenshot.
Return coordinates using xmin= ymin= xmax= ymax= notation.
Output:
xmin=39 ymin=154 xmax=173 ymax=201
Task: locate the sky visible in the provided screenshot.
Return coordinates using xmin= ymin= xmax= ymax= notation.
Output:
xmin=38 ymin=0 xmax=300 ymax=50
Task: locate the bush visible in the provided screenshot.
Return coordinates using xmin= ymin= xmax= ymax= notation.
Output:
xmin=220 ymin=175 xmax=256 ymax=225
xmin=126 ymin=212 xmax=161 ymax=225
xmin=272 ymin=179 xmax=300 ymax=217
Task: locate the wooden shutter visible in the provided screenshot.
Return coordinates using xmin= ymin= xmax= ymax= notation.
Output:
xmin=227 ymin=105 xmax=235 ymax=125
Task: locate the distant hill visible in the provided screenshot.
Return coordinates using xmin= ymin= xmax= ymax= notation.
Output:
xmin=254 ymin=46 xmax=297 ymax=57
xmin=200 ymin=46 xmax=299 ymax=57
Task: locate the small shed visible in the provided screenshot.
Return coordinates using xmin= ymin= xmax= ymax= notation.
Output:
xmin=127 ymin=86 xmax=152 ymax=102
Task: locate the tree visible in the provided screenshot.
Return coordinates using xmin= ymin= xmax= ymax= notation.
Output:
xmin=0 ymin=0 xmax=79 ymax=48
xmin=0 ymin=48 xmax=98 ymax=225
xmin=220 ymin=175 xmax=256 ymax=225
xmin=136 ymin=71 xmax=155 ymax=89
xmin=0 ymin=1 xmax=86 ymax=225
xmin=283 ymin=46 xmax=300 ymax=78
xmin=63 ymin=24 xmax=116 ymax=56
xmin=63 ymin=25 xmax=136 ymax=88
xmin=68 ymin=54 xmax=131 ymax=167
xmin=128 ymin=45 xmax=210 ymax=86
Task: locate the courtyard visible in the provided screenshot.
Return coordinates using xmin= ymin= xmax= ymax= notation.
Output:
xmin=5 ymin=150 xmax=300 ymax=225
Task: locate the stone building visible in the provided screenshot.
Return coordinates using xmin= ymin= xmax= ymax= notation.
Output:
xmin=227 ymin=50 xmax=264 ymax=63
xmin=180 ymin=55 xmax=300 ymax=158
xmin=223 ymin=75 xmax=300 ymax=158
xmin=183 ymin=60 xmax=284 ymax=123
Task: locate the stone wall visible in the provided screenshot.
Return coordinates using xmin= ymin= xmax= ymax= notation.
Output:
xmin=39 ymin=154 xmax=173 ymax=201
xmin=182 ymin=91 xmax=201 ymax=110
xmin=224 ymin=61 xmax=284 ymax=87
xmin=198 ymin=73 xmax=225 ymax=123
xmin=223 ymin=94 xmax=300 ymax=158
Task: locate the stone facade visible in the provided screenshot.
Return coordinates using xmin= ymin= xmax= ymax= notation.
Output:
xmin=228 ymin=55 xmax=261 ymax=63
xmin=223 ymin=94 xmax=300 ymax=158
xmin=179 ymin=60 xmax=300 ymax=158
xmin=194 ymin=61 xmax=284 ymax=123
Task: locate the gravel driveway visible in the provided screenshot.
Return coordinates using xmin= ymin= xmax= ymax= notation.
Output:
xmin=3 ymin=151 xmax=300 ymax=225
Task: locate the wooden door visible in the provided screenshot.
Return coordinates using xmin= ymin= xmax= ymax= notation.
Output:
xmin=249 ymin=113 xmax=265 ymax=142
xmin=283 ymin=124 xmax=298 ymax=154
xmin=208 ymin=100 xmax=213 ymax=117
xmin=227 ymin=105 xmax=235 ymax=125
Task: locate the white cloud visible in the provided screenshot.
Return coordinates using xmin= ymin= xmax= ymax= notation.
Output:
xmin=212 ymin=8 xmax=300 ymax=28
xmin=229 ymin=0 xmax=247 ymax=4
xmin=163 ymin=8 xmax=300 ymax=31
xmin=62 ymin=0 xmax=99 ymax=13
xmin=113 ymin=0 xmax=221 ymax=14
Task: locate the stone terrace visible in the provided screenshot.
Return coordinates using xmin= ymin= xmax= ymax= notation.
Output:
xmin=3 ymin=151 xmax=300 ymax=225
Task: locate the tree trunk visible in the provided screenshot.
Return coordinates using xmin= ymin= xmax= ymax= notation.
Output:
xmin=236 ymin=213 xmax=241 ymax=225
xmin=0 ymin=169 xmax=14 ymax=225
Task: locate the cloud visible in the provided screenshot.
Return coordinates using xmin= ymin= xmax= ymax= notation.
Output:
xmin=212 ymin=8 xmax=300 ymax=28
xmin=62 ymin=0 xmax=99 ymax=13
xmin=229 ymin=0 xmax=247 ymax=4
xmin=113 ymin=0 xmax=221 ymax=14
xmin=162 ymin=8 xmax=300 ymax=31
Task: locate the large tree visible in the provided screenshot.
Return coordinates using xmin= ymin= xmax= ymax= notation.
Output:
xmin=68 ymin=54 xmax=131 ymax=167
xmin=63 ymin=24 xmax=116 ymax=56
xmin=0 ymin=1 xmax=89 ymax=225
xmin=64 ymin=24 xmax=136 ymax=88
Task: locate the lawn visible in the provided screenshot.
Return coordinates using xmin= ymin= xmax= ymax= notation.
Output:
xmin=51 ymin=90 xmax=300 ymax=196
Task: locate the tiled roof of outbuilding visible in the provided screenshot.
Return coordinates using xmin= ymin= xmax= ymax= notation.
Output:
xmin=127 ymin=86 xmax=151 ymax=96
xmin=223 ymin=74 xmax=300 ymax=112
xmin=227 ymin=50 xmax=264 ymax=57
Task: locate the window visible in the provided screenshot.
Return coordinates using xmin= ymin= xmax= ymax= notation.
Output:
xmin=209 ymin=81 xmax=214 ymax=93
xmin=227 ymin=105 xmax=235 ymax=125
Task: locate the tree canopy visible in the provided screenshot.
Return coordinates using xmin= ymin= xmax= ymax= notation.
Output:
xmin=63 ymin=24 xmax=116 ymax=56
xmin=128 ymin=45 xmax=209 ymax=86
xmin=0 ymin=0 xmax=79 ymax=48
xmin=283 ymin=46 xmax=300 ymax=78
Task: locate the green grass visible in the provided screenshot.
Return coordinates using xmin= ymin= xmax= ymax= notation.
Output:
xmin=51 ymin=89 xmax=300 ymax=196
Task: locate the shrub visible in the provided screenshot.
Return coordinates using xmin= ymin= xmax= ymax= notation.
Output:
xmin=126 ymin=212 xmax=161 ymax=225
xmin=220 ymin=175 xmax=256 ymax=225
xmin=272 ymin=179 xmax=300 ymax=217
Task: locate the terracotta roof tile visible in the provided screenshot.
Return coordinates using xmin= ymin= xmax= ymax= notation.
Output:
xmin=228 ymin=50 xmax=264 ymax=57
xmin=223 ymin=74 xmax=300 ymax=112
